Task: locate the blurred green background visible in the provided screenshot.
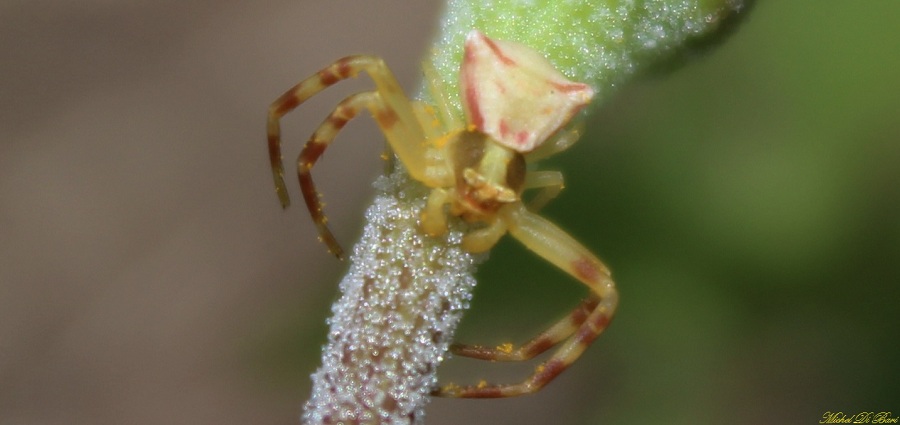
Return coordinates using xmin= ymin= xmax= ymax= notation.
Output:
xmin=442 ymin=1 xmax=900 ymax=424
xmin=1 ymin=1 xmax=896 ymax=425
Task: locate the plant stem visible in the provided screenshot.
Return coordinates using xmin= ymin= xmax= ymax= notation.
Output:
xmin=301 ymin=167 xmax=480 ymax=425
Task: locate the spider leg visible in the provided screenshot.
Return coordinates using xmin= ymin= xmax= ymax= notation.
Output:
xmin=448 ymin=295 xmax=599 ymax=361
xmin=300 ymin=89 xmax=440 ymax=258
xmin=434 ymin=203 xmax=618 ymax=398
xmin=421 ymin=59 xmax=463 ymax=131
xmin=524 ymin=121 xmax=585 ymax=163
xmin=523 ymin=170 xmax=564 ymax=212
xmin=460 ymin=219 xmax=507 ymax=253
xmin=269 ymin=56 xmax=455 ymax=258
xmin=421 ymin=188 xmax=451 ymax=237
xmin=267 ymin=55 xmax=431 ymax=209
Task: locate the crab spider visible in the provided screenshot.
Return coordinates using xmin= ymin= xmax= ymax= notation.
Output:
xmin=267 ymin=30 xmax=618 ymax=398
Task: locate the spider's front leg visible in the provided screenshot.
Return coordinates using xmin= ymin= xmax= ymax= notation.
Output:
xmin=434 ymin=203 xmax=618 ymax=398
xmin=447 ymin=295 xmax=600 ymax=362
xmin=518 ymin=123 xmax=585 ymax=212
xmin=295 ymin=91 xmax=382 ymax=259
xmin=268 ymin=56 xmax=441 ymax=258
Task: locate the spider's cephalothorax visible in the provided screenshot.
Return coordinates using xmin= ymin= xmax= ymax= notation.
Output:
xmin=267 ymin=30 xmax=619 ymax=398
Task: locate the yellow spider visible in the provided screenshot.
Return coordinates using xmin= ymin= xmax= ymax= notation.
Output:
xmin=267 ymin=30 xmax=618 ymax=398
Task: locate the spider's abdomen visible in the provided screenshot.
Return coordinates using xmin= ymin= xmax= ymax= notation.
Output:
xmin=446 ymin=129 xmax=525 ymax=220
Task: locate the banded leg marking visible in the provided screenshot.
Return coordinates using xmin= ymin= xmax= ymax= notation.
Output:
xmin=448 ymin=295 xmax=600 ymax=362
xmin=434 ymin=204 xmax=618 ymax=398
xmin=267 ymin=55 xmax=426 ymax=210
xmin=298 ymin=91 xmax=399 ymax=259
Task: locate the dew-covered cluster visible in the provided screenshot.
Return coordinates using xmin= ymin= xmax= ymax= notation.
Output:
xmin=301 ymin=167 xmax=480 ymax=425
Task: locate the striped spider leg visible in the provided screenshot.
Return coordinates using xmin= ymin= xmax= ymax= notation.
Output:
xmin=432 ymin=201 xmax=618 ymax=398
xmin=267 ymin=55 xmax=452 ymax=259
xmin=266 ymin=29 xmax=619 ymax=398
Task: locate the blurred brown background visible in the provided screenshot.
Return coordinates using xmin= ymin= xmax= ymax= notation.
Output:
xmin=1 ymin=1 xmax=898 ymax=425
xmin=1 ymin=1 xmax=437 ymax=424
